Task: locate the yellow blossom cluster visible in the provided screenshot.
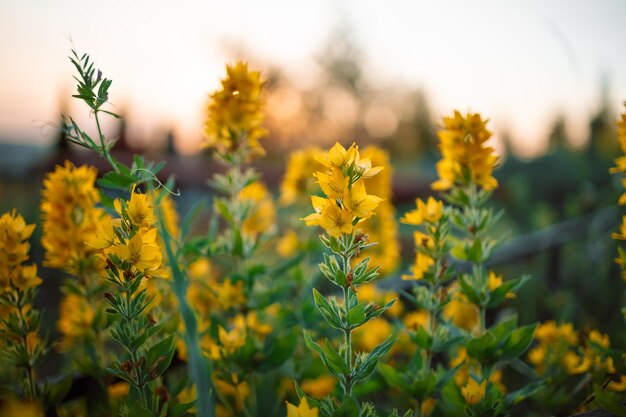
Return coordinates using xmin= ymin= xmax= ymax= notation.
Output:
xmin=89 ymin=188 xmax=167 ymax=280
xmin=56 ymin=293 xmax=95 ymax=351
xmin=528 ymin=321 xmax=616 ymax=377
xmin=450 ymin=347 xmax=505 ymax=405
xmin=303 ymin=143 xmax=383 ymax=237
xmin=280 ymin=147 xmax=326 ymax=206
xmin=354 ymin=146 xmax=400 ymax=274
xmin=203 ymin=62 xmax=266 ymax=159
xmin=41 ymin=161 xmax=108 ymax=276
xmin=432 ymin=111 xmax=498 ymax=191
xmin=0 ymin=210 xmax=40 ymax=291
xmin=239 ymin=181 xmax=276 ymax=238
xmin=400 ymin=197 xmax=443 ymax=280
xmin=611 ymin=103 xmax=626 ymax=280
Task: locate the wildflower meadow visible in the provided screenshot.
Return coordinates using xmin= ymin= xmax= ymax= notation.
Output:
xmin=1 ymin=49 xmax=626 ymax=417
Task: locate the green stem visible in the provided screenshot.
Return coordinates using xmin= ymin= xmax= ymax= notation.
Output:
xmin=16 ymin=296 xmax=37 ymax=401
xmin=158 ymin=214 xmax=215 ymax=417
xmin=341 ymin=244 xmax=354 ymax=397
xmin=94 ymin=110 xmax=120 ymax=173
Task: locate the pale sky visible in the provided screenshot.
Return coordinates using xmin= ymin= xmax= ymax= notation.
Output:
xmin=0 ymin=0 xmax=625 ymax=156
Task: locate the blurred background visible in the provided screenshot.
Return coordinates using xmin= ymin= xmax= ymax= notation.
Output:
xmin=1 ymin=0 xmax=626 ymax=344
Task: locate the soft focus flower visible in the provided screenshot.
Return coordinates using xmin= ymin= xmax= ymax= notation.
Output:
xmin=442 ymin=288 xmax=479 ymax=332
xmin=300 ymin=375 xmax=336 ymax=399
xmin=57 ymin=293 xmax=95 ymax=347
xmin=401 ymin=197 xmax=443 ymax=226
xmin=431 ymin=111 xmax=498 ymax=191
xmin=280 ymin=148 xmax=325 ymax=205
xmin=461 ymin=378 xmax=486 ymax=405
xmin=0 ymin=210 xmax=39 ymax=290
xmin=41 ymin=161 xmax=107 ymax=275
xmin=286 ymin=397 xmax=318 ymax=417
xmin=239 ymin=181 xmax=276 ymax=237
xmin=203 ymin=61 xmax=266 ymax=159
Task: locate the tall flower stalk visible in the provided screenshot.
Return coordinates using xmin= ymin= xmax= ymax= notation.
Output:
xmin=295 ymin=142 xmax=396 ymax=416
xmin=0 ymin=211 xmax=48 ymax=404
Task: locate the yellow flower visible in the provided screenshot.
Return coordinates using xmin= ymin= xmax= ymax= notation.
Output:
xmin=353 ymin=317 xmax=392 ymax=351
xmin=12 ymin=265 xmax=42 ymax=290
xmin=217 ymin=279 xmax=246 ymax=310
xmin=115 ymin=189 xmax=156 ymax=229
xmin=401 ymin=197 xmax=443 ymax=225
xmin=239 ymin=181 xmax=276 ymax=237
xmin=277 ymin=229 xmax=299 ymax=257
xmin=317 ymin=201 xmax=354 ymax=238
xmin=280 ymin=148 xmax=326 ymax=205
xmin=107 ymin=229 xmax=162 ymax=273
xmin=488 ymin=270 xmax=515 ymax=299
xmin=0 ymin=396 xmax=42 ymax=417
xmin=87 ymin=216 xmax=117 ymax=250
xmin=203 ymin=61 xmax=266 ymax=159
xmin=442 ymin=289 xmax=479 ymax=332
xmin=431 ymin=110 xmax=498 ymax=191
xmin=461 ymin=377 xmax=486 ymax=405
xmin=315 ymin=168 xmax=349 ymax=200
xmin=562 ymin=351 xmax=591 ymax=374
xmin=343 ymin=180 xmax=382 ymax=219
xmin=286 ymin=397 xmax=318 ymax=417
xmin=402 ymin=252 xmax=434 ymax=281
xmin=300 ymin=375 xmax=336 ymax=399
xmin=107 ymin=381 xmax=130 ymax=399
xmin=421 ymin=398 xmax=436 ymax=416
xmin=57 ymin=293 xmax=95 ymax=348
xmin=403 ymin=310 xmax=430 ymax=331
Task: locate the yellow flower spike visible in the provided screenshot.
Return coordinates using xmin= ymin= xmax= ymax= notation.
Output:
xmin=488 ymin=270 xmax=515 ymax=299
xmin=0 ymin=210 xmax=35 ymax=268
xmin=588 ymin=330 xmax=610 ymax=349
xmin=57 ymin=293 xmax=95 ymax=347
xmin=280 ymin=147 xmax=326 ymax=205
xmin=286 ymin=397 xmax=319 ymax=417
xmin=203 ymin=61 xmax=266 ymax=159
xmin=343 ymin=180 xmax=383 ymax=219
xmin=461 ymin=377 xmax=487 ymax=405
xmin=239 ymin=181 xmax=276 ymax=237
xmin=432 ymin=111 xmax=498 ymax=190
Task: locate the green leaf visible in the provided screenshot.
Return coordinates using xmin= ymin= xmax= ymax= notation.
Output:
xmin=214 ymin=199 xmax=233 ymax=224
xmin=378 ymin=363 xmax=411 ymax=392
xmin=503 ymin=380 xmax=545 ymax=408
xmin=323 ymin=342 xmax=350 ymax=375
xmin=348 ymin=301 xmax=367 ymax=327
xmin=355 ymin=336 xmax=396 ymax=381
xmin=412 ymin=326 xmax=433 ymax=350
xmin=332 ymin=395 xmax=359 ymax=417
xmin=593 ymin=384 xmax=626 ymax=417
xmin=146 ymin=336 xmax=175 ymax=379
xmin=313 ymin=289 xmax=342 ymax=329
xmin=97 ymin=171 xmax=136 ymax=191
xmin=498 ymin=323 xmax=537 ymax=361
xmin=466 ymin=332 xmax=496 ymax=362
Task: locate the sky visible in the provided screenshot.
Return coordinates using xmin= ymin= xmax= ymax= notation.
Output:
xmin=0 ymin=0 xmax=625 ymax=156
